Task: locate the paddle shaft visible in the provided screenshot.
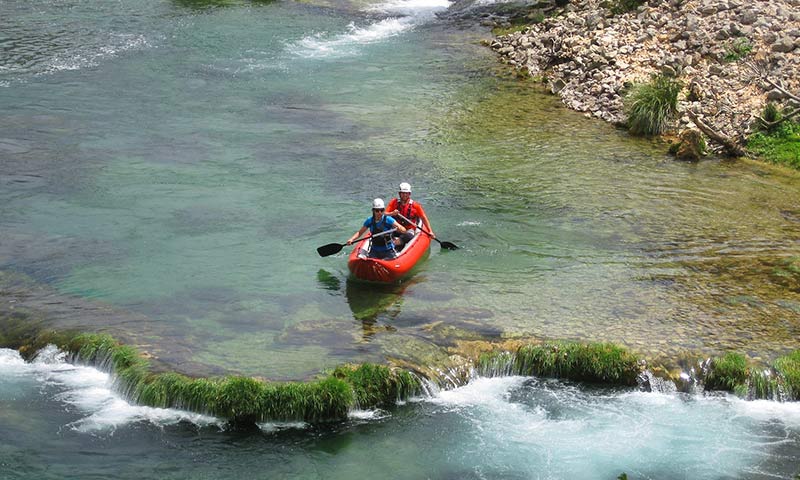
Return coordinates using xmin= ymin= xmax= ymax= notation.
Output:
xmin=396 ymin=213 xmax=458 ymax=250
xmin=349 ymin=228 xmax=397 ymax=245
xmin=317 ymin=228 xmax=397 ymax=257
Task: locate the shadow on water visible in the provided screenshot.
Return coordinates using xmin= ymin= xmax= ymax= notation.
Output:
xmin=344 ymin=279 xmax=408 ymax=324
xmin=317 ymin=268 xmax=418 ymax=337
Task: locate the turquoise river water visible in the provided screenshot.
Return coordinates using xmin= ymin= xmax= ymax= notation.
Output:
xmin=2 ymin=0 xmax=800 ymax=477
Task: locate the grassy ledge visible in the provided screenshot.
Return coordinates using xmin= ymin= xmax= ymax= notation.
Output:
xmin=476 ymin=341 xmax=642 ymax=386
xmin=58 ymin=333 xmax=421 ymax=424
xmin=474 ymin=341 xmax=800 ymax=400
xmin=6 ymin=322 xmax=800 ymax=424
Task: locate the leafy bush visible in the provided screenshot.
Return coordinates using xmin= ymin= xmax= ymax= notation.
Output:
xmin=759 ymin=102 xmax=782 ymax=132
xmin=624 ymin=74 xmax=683 ymax=136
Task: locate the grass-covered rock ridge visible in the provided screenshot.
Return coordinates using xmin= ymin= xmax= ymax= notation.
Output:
xmin=7 ymin=323 xmax=800 ymax=426
xmin=474 ymin=340 xmax=800 ymax=400
xmin=40 ymin=332 xmax=421 ymax=424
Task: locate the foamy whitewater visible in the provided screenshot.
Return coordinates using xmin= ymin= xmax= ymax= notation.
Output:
xmin=426 ymin=376 xmax=800 ymax=478
xmin=0 ymin=347 xmax=402 ymax=433
xmin=290 ymin=0 xmax=451 ymax=58
xmin=2 ymin=348 xmax=800 ymax=476
xmin=0 ymin=347 xmax=220 ymax=432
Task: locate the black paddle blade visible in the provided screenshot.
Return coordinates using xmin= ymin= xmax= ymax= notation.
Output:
xmin=317 ymin=243 xmax=345 ymax=257
xmin=439 ymin=240 xmax=458 ymax=250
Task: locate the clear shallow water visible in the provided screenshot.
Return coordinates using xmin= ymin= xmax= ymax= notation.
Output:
xmin=2 ymin=347 xmax=799 ymax=479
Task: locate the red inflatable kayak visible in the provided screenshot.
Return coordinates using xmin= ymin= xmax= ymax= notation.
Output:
xmin=348 ymin=227 xmax=430 ymax=283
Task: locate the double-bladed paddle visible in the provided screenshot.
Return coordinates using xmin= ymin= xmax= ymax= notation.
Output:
xmin=396 ymin=214 xmax=458 ymax=250
xmin=317 ymin=228 xmax=397 ymax=257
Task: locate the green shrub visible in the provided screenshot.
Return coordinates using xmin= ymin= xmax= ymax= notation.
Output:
xmin=624 ymin=74 xmax=682 ymax=136
xmin=760 ymin=102 xmax=782 ymax=132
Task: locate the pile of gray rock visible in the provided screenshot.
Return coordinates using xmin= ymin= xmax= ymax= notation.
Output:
xmin=490 ymin=0 xmax=800 ymax=151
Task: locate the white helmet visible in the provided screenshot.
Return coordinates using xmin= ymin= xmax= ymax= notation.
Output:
xmin=372 ymin=198 xmax=385 ymax=209
xmin=399 ymin=182 xmax=412 ymax=193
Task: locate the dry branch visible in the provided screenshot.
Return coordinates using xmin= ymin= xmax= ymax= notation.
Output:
xmin=687 ymin=110 xmax=748 ymax=157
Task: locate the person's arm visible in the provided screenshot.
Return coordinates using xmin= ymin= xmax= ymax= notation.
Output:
xmin=385 ymin=198 xmax=399 ymax=217
xmin=387 ymin=216 xmax=407 ymax=234
xmin=346 ymin=226 xmax=368 ymax=245
xmin=416 ymin=205 xmax=435 ymax=238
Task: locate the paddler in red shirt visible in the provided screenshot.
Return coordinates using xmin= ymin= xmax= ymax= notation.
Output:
xmin=386 ymin=182 xmax=435 ymax=248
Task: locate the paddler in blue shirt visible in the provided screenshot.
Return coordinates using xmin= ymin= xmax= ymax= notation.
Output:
xmin=346 ymin=198 xmax=407 ymax=259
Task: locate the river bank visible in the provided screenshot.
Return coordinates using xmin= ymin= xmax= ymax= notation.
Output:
xmin=488 ymin=0 xmax=800 ymax=156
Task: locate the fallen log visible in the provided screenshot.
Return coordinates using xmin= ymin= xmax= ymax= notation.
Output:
xmin=686 ymin=110 xmax=748 ymax=157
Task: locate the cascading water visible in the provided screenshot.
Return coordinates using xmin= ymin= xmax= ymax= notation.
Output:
xmin=3 ymin=346 xmax=800 ymax=479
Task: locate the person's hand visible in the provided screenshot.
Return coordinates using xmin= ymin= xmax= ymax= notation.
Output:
xmin=430 ymin=232 xmax=436 ymax=239
xmin=346 ymin=239 xmax=353 ymax=245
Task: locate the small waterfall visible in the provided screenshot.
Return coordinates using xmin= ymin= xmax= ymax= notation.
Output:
xmin=636 ymin=370 xmax=678 ymax=394
xmin=475 ymin=350 xmax=516 ymax=378
xmin=743 ymin=368 xmax=791 ymax=402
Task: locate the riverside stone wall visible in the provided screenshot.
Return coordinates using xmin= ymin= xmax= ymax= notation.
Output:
xmin=490 ymin=0 xmax=800 ymax=150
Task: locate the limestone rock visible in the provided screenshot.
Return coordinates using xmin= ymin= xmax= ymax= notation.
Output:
xmin=675 ymin=129 xmax=706 ymax=161
xmin=487 ymin=0 xmax=799 ymax=152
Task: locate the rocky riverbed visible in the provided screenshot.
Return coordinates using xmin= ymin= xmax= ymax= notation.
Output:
xmin=488 ymin=0 xmax=800 ymax=153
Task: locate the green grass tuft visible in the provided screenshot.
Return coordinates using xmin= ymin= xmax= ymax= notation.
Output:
xmin=49 ymin=332 xmax=419 ymax=424
xmin=624 ymin=74 xmax=682 ymax=136
xmin=747 ymin=368 xmax=780 ymax=400
xmin=723 ymin=37 xmax=753 ymax=62
xmin=484 ymin=341 xmax=642 ymax=385
xmin=774 ymin=350 xmax=800 ymax=400
xmin=215 ymin=377 xmax=267 ymax=423
xmin=137 ymin=372 xmax=193 ymax=408
xmin=333 ymin=363 xmax=420 ymax=408
xmin=705 ymin=352 xmax=748 ymax=391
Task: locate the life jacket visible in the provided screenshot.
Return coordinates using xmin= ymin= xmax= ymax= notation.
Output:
xmin=366 ymin=215 xmax=394 ymax=251
xmin=396 ymin=199 xmax=416 ymax=227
